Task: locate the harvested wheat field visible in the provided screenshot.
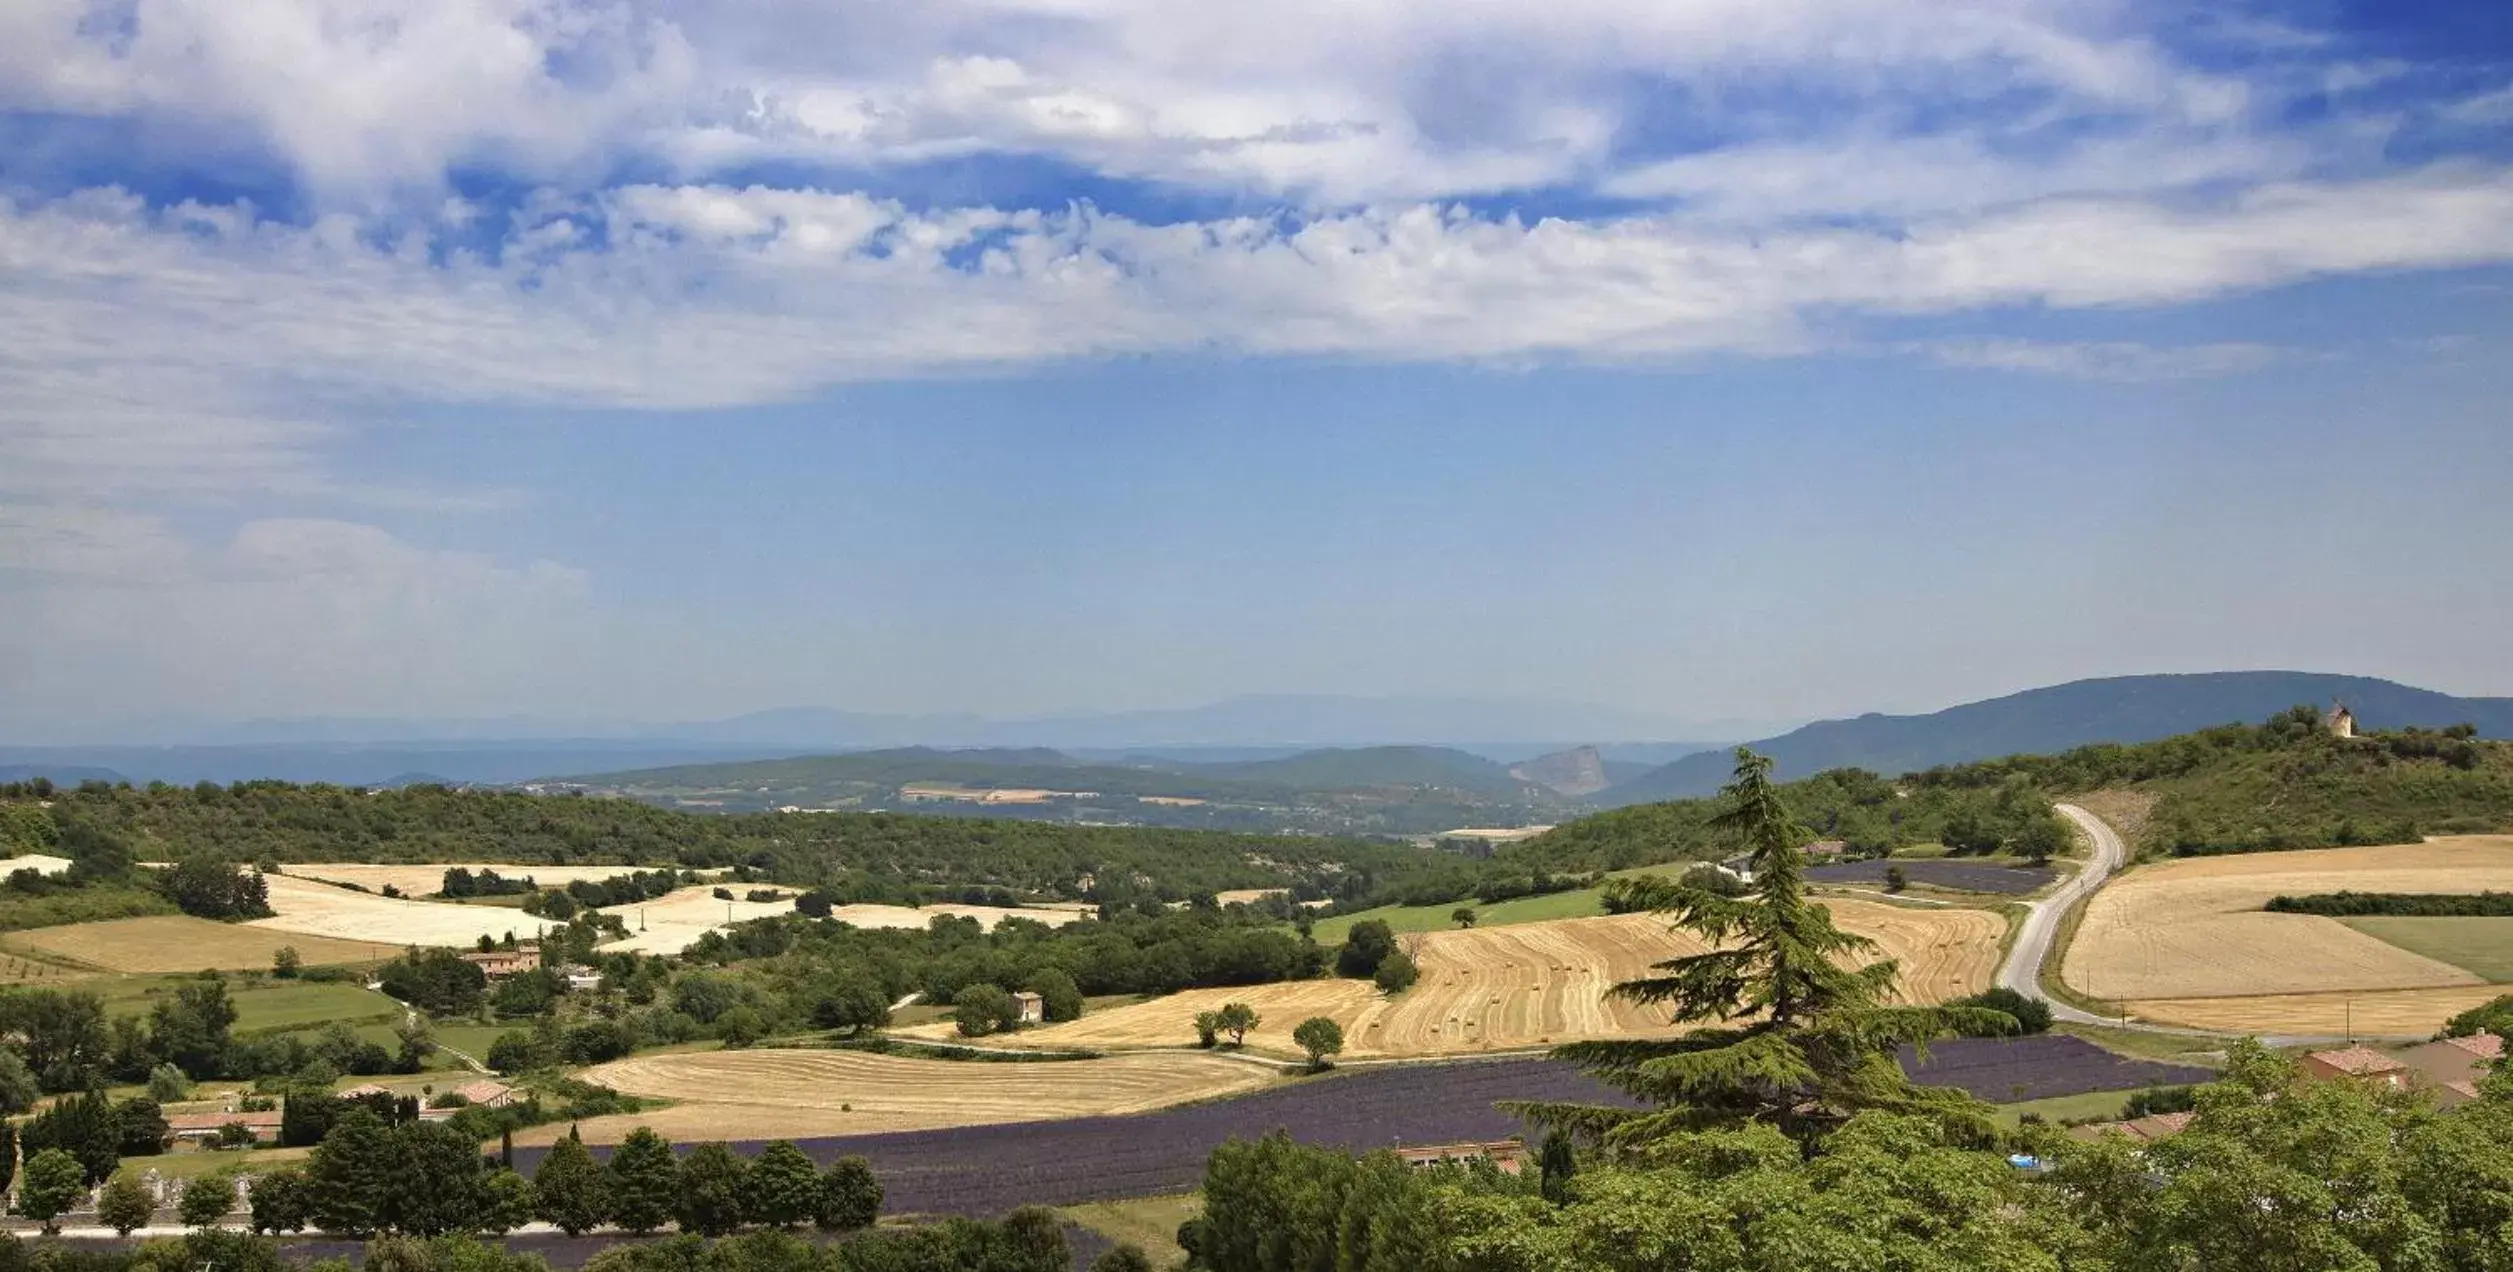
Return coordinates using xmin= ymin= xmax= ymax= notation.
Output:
xmin=252 ymin=874 xmax=554 ymax=948
xmin=278 ymin=862 xmax=680 ymax=897
xmin=533 ymin=1048 xmax=1275 ymax=1145
xmin=2063 ymin=838 xmax=2513 ymax=1018
xmin=598 ymin=889 xmax=1089 ymax=955
xmin=2122 ymin=986 xmax=2512 ymax=1037
xmin=909 ymin=904 xmax=2003 ymax=1060
xmin=4 ymin=915 xmax=401 ymax=972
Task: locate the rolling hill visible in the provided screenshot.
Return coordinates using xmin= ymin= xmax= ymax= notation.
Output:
xmin=1601 ymin=672 xmax=2513 ymax=805
xmin=1519 ymin=705 xmax=2513 ymax=870
xmin=548 ymin=744 xmax=1574 ymax=836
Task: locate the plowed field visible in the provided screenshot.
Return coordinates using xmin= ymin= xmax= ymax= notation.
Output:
xmin=534 ymin=1048 xmax=1275 ymax=1144
xmin=906 ymin=903 xmax=2003 ymax=1059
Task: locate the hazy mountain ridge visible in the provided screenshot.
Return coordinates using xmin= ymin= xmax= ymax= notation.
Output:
xmin=1601 ymin=672 xmax=2513 ymax=805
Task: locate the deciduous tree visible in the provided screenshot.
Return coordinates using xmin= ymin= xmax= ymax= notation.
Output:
xmin=606 ymin=1127 xmax=681 ymax=1235
xmin=814 ymin=1155 xmax=882 ymax=1232
xmin=1292 ymin=1017 xmax=1343 ymax=1070
xmin=532 ymin=1130 xmax=611 ymax=1236
xmin=98 ymin=1171 xmax=155 ymax=1236
xmin=676 ymin=1142 xmax=751 ymax=1237
xmin=743 ymin=1140 xmax=822 ymax=1229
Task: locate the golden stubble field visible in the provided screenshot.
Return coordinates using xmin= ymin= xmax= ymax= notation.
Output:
xmin=535 ymin=1048 xmax=1275 ymax=1144
xmin=2063 ymin=836 xmax=2513 ymax=1034
xmin=903 ymin=903 xmax=2005 ymax=1060
xmin=277 ymin=862 xmax=675 ymax=897
xmin=595 ymin=888 xmax=1091 ymax=954
xmin=251 ymin=874 xmax=556 ymax=948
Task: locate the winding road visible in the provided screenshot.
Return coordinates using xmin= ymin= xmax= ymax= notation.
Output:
xmin=1996 ymin=803 xmax=2126 ymax=1025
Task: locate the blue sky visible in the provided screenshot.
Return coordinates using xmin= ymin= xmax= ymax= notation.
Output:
xmin=3 ymin=0 xmax=2511 ymax=740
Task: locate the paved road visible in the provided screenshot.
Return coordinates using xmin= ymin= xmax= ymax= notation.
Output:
xmin=1997 ymin=803 xmax=2126 ymax=1025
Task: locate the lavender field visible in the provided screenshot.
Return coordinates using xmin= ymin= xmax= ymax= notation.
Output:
xmin=519 ymin=1056 xmax=1631 ymax=1218
xmin=1898 ymin=1035 xmax=2215 ymax=1103
xmin=1807 ymin=859 xmax=2057 ymax=894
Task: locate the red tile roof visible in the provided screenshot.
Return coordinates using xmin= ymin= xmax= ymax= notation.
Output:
xmin=2445 ymin=1033 xmax=2505 ymax=1061
xmin=166 ymin=1111 xmax=283 ymax=1132
xmin=2307 ymin=1045 xmax=2406 ymax=1076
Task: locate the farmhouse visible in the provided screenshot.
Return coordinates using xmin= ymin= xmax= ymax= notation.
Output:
xmin=166 ymin=1109 xmax=284 ymax=1144
xmin=461 ymin=948 xmax=540 ymax=977
xmin=1393 ymin=1139 xmax=1527 ymax=1174
xmin=2302 ymin=1045 xmax=2409 ymax=1089
xmin=2395 ymin=1033 xmax=2502 ymax=1108
xmin=1803 ymin=839 xmax=1848 ymax=859
xmin=1014 ymin=991 xmax=1046 ymax=1024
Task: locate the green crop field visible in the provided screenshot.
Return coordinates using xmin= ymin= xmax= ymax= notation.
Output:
xmin=2341 ymin=916 xmax=2513 ymax=983
xmin=1992 ymin=1089 xmax=2149 ymax=1128
xmin=95 ymin=975 xmax=403 ymax=1033
xmin=1302 ymin=863 xmax=1699 ymax=945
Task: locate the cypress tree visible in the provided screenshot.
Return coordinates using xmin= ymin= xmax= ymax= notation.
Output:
xmin=1516 ymin=748 xmax=2012 ymax=1147
xmin=605 ymin=1127 xmax=680 ymax=1235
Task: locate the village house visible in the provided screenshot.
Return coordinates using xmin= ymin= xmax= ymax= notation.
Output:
xmin=1013 ymin=991 xmax=1046 ymax=1025
xmin=2071 ymin=1111 xmax=2194 ymax=1144
xmin=1392 ymin=1139 xmax=1527 ymax=1174
xmin=1802 ymin=839 xmax=1848 ymax=859
xmin=460 ymin=947 xmax=541 ymax=978
xmin=166 ymin=1109 xmax=284 ymax=1145
xmin=2394 ymin=1033 xmax=2502 ymax=1108
xmin=2302 ymin=1044 xmax=2411 ymax=1089
xmin=419 ymin=1079 xmax=518 ymax=1122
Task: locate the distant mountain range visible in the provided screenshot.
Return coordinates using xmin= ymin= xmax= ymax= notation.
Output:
xmin=1598 ymin=672 xmax=2513 ymax=805
xmin=44 ymin=694 xmax=1757 ymax=751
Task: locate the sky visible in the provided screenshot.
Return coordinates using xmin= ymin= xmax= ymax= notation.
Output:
xmin=4 ymin=0 xmax=2512 ymax=742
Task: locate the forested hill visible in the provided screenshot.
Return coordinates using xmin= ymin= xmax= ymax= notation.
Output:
xmin=1602 ymin=672 xmax=2513 ymax=804
xmin=1516 ymin=707 xmax=2513 ymax=871
xmin=0 ymin=780 xmax=1457 ymax=907
xmin=549 ymin=743 xmax=1568 ymax=836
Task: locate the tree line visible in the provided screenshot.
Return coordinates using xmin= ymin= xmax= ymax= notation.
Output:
xmin=2266 ymin=890 xmax=2513 ymax=917
xmin=0 ymin=778 xmax=1463 ymax=908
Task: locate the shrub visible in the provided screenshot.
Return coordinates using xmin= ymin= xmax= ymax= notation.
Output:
xmin=1947 ymin=986 xmax=2051 ymax=1034
xmin=1373 ymin=949 xmax=1420 ymax=994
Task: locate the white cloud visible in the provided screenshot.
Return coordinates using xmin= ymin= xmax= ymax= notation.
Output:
xmin=1917 ymin=338 xmax=2283 ymax=381
xmin=0 ymin=0 xmax=2261 ymax=205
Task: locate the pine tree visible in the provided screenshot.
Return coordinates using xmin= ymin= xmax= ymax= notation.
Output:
xmin=743 ymin=1140 xmax=823 ymax=1229
xmin=605 ymin=1127 xmax=681 ymax=1235
xmin=1516 ymin=748 xmax=2011 ymax=1148
xmin=676 ymin=1142 xmax=751 ymax=1236
xmin=531 ymin=1130 xmax=611 ymax=1236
